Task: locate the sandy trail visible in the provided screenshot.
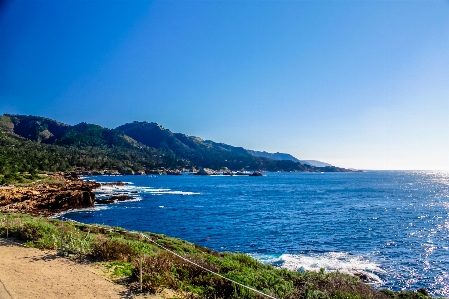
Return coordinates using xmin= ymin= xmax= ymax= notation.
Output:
xmin=0 ymin=238 xmax=131 ymax=299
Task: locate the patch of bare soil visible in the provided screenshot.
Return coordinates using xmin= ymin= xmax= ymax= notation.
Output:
xmin=0 ymin=238 xmax=131 ymax=299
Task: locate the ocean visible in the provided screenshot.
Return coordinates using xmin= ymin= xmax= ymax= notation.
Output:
xmin=63 ymin=171 xmax=449 ymax=296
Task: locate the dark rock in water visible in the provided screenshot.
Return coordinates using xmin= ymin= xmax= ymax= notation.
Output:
xmin=96 ymin=194 xmax=132 ymax=204
xmin=108 ymin=195 xmax=132 ymax=201
xmin=101 ymin=181 xmax=126 ymax=186
xmin=195 ymin=168 xmax=218 ymax=175
xmin=95 ymin=198 xmax=116 ymax=204
xmin=250 ymin=171 xmax=263 ymax=176
xmin=222 ymin=170 xmax=234 ymax=176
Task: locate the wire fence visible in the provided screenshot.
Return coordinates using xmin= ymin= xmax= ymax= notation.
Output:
xmin=57 ymin=216 xmax=279 ymax=299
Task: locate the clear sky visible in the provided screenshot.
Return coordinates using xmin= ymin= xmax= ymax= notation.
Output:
xmin=1 ymin=0 xmax=448 ymax=170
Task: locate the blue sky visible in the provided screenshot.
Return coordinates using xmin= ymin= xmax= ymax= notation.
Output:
xmin=1 ymin=0 xmax=448 ymax=170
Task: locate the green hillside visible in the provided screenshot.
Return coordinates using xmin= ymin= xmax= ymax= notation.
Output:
xmin=1 ymin=213 xmax=432 ymax=299
xmin=0 ymin=114 xmax=351 ymax=178
xmin=0 ymin=115 xmax=181 ymax=181
xmin=116 ymin=121 xmax=338 ymax=172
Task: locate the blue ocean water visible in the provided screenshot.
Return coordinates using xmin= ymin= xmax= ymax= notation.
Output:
xmin=64 ymin=171 xmax=449 ymax=296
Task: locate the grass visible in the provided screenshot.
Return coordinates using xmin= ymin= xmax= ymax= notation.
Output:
xmin=0 ymin=172 xmax=65 ymax=186
xmin=0 ymin=212 xmax=436 ymax=299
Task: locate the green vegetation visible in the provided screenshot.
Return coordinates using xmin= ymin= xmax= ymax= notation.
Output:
xmin=0 ymin=213 xmax=432 ymax=299
xmin=0 ymin=114 xmax=351 ymax=177
xmin=0 ymin=119 xmax=181 ymax=182
xmin=0 ymin=172 xmax=66 ymax=186
xmin=106 ymin=261 xmax=135 ymax=277
xmin=116 ymin=121 xmax=322 ymax=172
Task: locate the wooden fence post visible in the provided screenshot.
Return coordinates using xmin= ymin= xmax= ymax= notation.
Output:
xmin=139 ymin=232 xmax=143 ymax=292
xmin=60 ymin=218 xmax=64 ymax=251
xmin=6 ymin=216 xmax=9 ymax=238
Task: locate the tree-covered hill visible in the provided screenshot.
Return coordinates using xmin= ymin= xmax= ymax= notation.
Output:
xmin=0 ymin=115 xmax=182 ymax=177
xmin=0 ymin=114 xmax=70 ymax=143
xmin=1 ymin=114 xmax=144 ymax=149
xmin=116 ymin=121 xmax=325 ymax=171
xmin=0 ymin=128 xmax=179 ymax=177
xmin=0 ymin=114 xmax=351 ymax=175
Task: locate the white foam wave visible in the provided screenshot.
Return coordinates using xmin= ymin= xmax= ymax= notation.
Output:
xmin=137 ymin=187 xmax=164 ymax=192
xmin=124 ymin=196 xmax=142 ymax=202
xmin=51 ymin=205 xmax=110 ymax=218
xmin=96 ymin=187 xmax=135 ymax=194
xmin=148 ymin=190 xmax=200 ymax=195
xmin=93 ymin=181 xmax=200 ymax=197
xmin=74 ymin=205 xmax=110 ymax=212
xmin=95 ymin=184 xmax=140 ymax=195
xmin=251 ymin=252 xmax=385 ymax=284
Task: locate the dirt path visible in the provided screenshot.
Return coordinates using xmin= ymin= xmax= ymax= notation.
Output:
xmin=0 ymin=238 xmax=132 ymax=299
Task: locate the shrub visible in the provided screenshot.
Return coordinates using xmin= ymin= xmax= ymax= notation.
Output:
xmin=0 ymin=213 xmax=430 ymax=299
xmin=92 ymin=236 xmax=135 ymax=261
xmin=20 ymin=220 xmax=60 ymax=249
xmin=59 ymin=225 xmax=93 ymax=255
xmin=106 ymin=261 xmax=135 ymax=277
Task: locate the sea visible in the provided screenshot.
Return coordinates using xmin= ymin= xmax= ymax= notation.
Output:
xmin=63 ymin=171 xmax=449 ymax=296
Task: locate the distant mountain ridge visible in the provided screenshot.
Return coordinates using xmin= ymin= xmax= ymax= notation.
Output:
xmin=116 ymin=121 xmax=262 ymax=170
xmin=247 ymin=150 xmax=301 ymax=162
xmin=247 ymin=150 xmax=332 ymax=167
xmin=0 ymin=114 xmax=350 ymax=174
xmin=298 ymin=160 xmax=333 ymax=167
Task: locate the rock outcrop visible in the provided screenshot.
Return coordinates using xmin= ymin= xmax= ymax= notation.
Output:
xmin=95 ymin=194 xmax=132 ymax=205
xmin=0 ymin=179 xmax=100 ymax=216
xmin=249 ymin=171 xmax=263 ymax=176
xmin=101 ymin=181 xmax=127 ymax=186
xmin=195 ymin=168 xmax=218 ymax=175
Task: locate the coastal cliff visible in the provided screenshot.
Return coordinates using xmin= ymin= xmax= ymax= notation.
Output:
xmin=0 ymin=175 xmax=99 ymax=216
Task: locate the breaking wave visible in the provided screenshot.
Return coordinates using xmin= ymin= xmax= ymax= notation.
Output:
xmin=251 ymin=252 xmax=385 ymax=284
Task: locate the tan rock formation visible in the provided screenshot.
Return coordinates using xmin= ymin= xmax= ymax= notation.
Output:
xmin=0 ymin=179 xmax=100 ymax=216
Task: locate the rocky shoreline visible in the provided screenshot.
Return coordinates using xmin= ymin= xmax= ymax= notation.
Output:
xmin=0 ymin=173 xmax=103 ymax=217
xmin=78 ymin=167 xmax=265 ymax=176
xmin=0 ymin=168 xmax=264 ymax=217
